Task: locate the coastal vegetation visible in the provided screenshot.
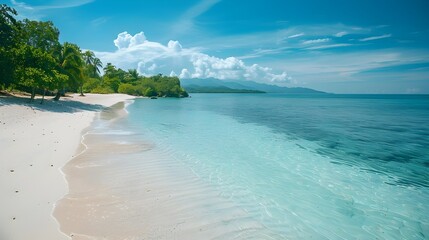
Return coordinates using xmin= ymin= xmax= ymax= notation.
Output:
xmin=0 ymin=4 xmax=188 ymax=102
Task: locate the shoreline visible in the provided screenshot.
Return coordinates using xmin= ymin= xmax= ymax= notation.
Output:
xmin=52 ymin=97 xmax=272 ymax=239
xmin=53 ymin=100 xmax=143 ymax=239
xmin=0 ymin=93 xmax=134 ymax=240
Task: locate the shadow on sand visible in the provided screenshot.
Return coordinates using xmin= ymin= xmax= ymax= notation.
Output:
xmin=0 ymin=94 xmax=105 ymax=113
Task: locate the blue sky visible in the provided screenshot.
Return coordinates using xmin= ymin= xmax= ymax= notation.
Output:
xmin=7 ymin=0 xmax=429 ymax=93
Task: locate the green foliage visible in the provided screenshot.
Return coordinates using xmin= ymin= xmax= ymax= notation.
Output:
xmin=118 ymin=83 xmax=136 ymax=95
xmin=0 ymin=4 xmax=19 ymax=87
xmin=0 ymin=47 xmax=16 ymax=87
xmin=20 ymin=68 xmax=49 ymax=90
xmin=0 ymin=4 xmax=18 ymax=47
xmin=151 ymin=75 xmax=188 ymax=97
xmin=56 ymin=42 xmax=83 ymax=88
xmin=20 ymin=19 xmax=59 ymax=53
xmin=83 ymin=50 xmax=102 ymax=78
xmin=91 ymin=85 xmax=115 ymax=94
xmin=127 ymin=69 xmax=139 ymax=82
xmin=51 ymin=70 xmax=69 ymax=90
xmin=83 ymin=77 xmax=101 ymax=93
xmin=13 ymin=44 xmax=60 ymax=98
xmin=96 ymin=64 xmax=188 ymax=97
xmin=144 ymin=87 xmax=157 ymax=97
xmin=0 ymin=5 xmax=86 ymax=101
xmin=103 ymin=76 xmax=121 ymax=93
xmin=181 ymin=90 xmax=189 ymax=97
xmin=103 ymin=63 xmax=117 ymax=79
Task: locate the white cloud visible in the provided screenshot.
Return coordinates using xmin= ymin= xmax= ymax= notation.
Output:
xmin=359 ymin=34 xmax=392 ymax=42
xmin=11 ymin=0 xmax=95 ymax=19
xmin=167 ymin=40 xmax=183 ymax=52
xmin=148 ymin=63 xmax=157 ymax=71
xmin=302 ymin=38 xmax=330 ymax=44
xmin=91 ymin=17 xmax=108 ymax=27
xmin=334 ymin=31 xmax=348 ymax=37
xmin=238 ymin=47 xmax=291 ymax=60
xmin=288 ymin=33 xmax=304 ymax=39
xmin=170 ymin=0 xmax=222 ymax=37
xmin=10 ymin=0 xmax=33 ymax=10
xmin=113 ymin=31 xmax=147 ymax=49
xmin=182 ymin=0 xmax=221 ymax=20
xmin=189 ymin=23 xmax=370 ymax=56
xmin=265 ymin=48 xmax=429 ymax=85
xmin=179 ymin=69 xmax=191 ymax=78
xmin=307 ymin=43 xmax=352 ymax=50
xmin=95 ymin=31 xmax=289 ymax=83
xmin=169 ymin=71 xmax=177 ymax=77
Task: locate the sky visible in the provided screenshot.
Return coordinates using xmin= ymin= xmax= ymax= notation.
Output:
xmin=6 ymin=0 xmax=429 ymax=93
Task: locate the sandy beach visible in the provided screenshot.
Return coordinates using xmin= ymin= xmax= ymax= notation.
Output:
xmin=0 ymin=93 xmax=133 ymax=240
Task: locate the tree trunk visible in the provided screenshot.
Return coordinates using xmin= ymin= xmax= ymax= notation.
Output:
xmin=40 ymin=89 xmax=46 ymax=104
xmin=53 ymin=90 xmax=61 ymax=101
xmin=80 ymin=84 xmax=84 ymax=96
xmin=30 ymin=87 xmax=36 ymax=101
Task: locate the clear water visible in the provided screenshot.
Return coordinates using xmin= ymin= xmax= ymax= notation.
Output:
xmin=122 ymin=94 xmax=429 ymax=239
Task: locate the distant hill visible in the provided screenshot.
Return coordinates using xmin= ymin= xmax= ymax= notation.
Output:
xmin=184 ymin=85 xmax=265 ymax=93
xmin=181 ymin=78 xmax=325 ymax=94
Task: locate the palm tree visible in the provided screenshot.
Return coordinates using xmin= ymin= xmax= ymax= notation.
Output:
xmin=54 ymin=42 xmax=83 ymax=99
xmin=92 ymin=57 xmax=102 ymax=77
xmin=83 ymin=50 xmax=94 ymax=66
xmin=83 ymin=50 xmax=102 ymax=78
xmin=127 ymin=69 xmax=139 ymax=82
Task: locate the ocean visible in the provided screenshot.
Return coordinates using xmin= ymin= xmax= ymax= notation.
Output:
xmin=57 ymin=93 xmax=429 ymax=239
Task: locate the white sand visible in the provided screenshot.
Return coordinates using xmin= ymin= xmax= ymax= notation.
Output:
xmin=0 ymin=94 xmax=133 ymax=240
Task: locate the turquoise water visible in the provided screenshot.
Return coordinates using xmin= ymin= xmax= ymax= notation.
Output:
xmin=122 ymin=94 xmax=429 ymax=239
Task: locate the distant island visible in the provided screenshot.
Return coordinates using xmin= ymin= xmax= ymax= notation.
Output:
xmin=181 ymin=78 xmax=325 ymax=94
xmin=184 ymin=85 xmax=265 ymax=93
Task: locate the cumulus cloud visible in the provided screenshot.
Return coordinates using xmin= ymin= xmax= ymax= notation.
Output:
xmin=113 ymin=31 xmax=147 ymax=49
xmin=167 ymin=40 xmax=182 ymax=52
xmin=95 ymin=31 xmax=289 ymax=83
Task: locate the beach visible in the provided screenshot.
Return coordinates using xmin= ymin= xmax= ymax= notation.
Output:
xmin=0 ymin=93 xmax=133 ymax=240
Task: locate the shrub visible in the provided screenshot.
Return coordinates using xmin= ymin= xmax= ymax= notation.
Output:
xmin=83 ymin=77 xmax=101 ymax=93
xmin=91 ymin=85 xmax=114 ymax=94
xmin=118 ymin=83 xmax=136 ymax=95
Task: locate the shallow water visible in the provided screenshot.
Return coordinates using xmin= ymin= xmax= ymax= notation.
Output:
xmin=57 ymin=94 xmax=429 ymax=239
